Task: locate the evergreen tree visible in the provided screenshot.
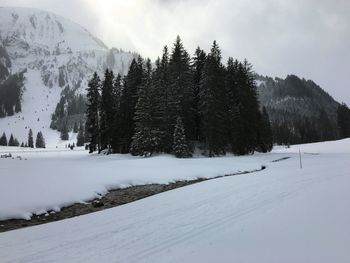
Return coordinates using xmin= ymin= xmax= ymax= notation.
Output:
xmin=86 ymin=72 xmax=101 ymax=152
xmin=73 ymin=122 xmax=78 ymax=133
xmin=337 ymin=103 xmax=350 ymax=138
xmin=35 ymin=131 xmax=46 ymax=148
xmin=318 ymin=110 xmax=336 ymax=141
xmin=192 ymin=47 xmax=207 ymax=141
xmin=100 ymin=69 xmax=115 ymax=151
xmin=235 ymin=60 xmax=261 ymax=154
xmin=8 ymin=134 xmax=15 ymax=146
xmin=199 ymin=41 xmax=228 ymax=156
xmin=13 ymin=138 xmax=19 ymax=147
xmin=256 ymin=107 xmax=273 ymax=152
xmin=60 ymin=123 xmax=69 ymax=140
xmin=0 ymin=132 xmax=7 ymax=146
xmin=20 ymin=142 xmax=24 ymax=147
xmin=76 ymin=121 xmax=85 ymax=147
xmin=130 ymin=59 xmax=161 ymax=156
xmin=110 ymin=74 xmax=123 ymax=152
xmin=173 ymin=116 xmax=191 ymax=158
xmin=119 ymin=57 xmax=144 ymax=153
xmin=28 ymin=129 xmax=34 ymax=148
xmin=168 ymin=36 xmax=195 ymax=146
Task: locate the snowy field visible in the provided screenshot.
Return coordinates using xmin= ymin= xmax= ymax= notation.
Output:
xmin=0 ymin=146 xmax=275 ymax=220
xmin=0 ymin=139 xmax=350 ymax=262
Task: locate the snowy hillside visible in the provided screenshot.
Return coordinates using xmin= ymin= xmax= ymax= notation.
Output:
xmin=0 ymin=7 xmax=137 ymax=146
xmin=0 ymin=139 xmax=349 ymax=262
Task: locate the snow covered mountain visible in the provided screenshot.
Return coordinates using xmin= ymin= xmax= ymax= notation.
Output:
xmin=0 ymin=7 xmax=137 ymax=146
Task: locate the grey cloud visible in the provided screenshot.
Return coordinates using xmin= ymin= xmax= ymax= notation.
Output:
xmin=0 ymin=0 xmax=349 ymax=105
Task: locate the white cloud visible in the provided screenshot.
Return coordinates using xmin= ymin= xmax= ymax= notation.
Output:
xmin=1 ymin=0 xmax=349 ymax=104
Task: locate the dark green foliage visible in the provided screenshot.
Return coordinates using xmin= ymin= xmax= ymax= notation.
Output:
xmin=35 ymin=131 xmax=46 ymax=148
xmin=199 ymin=41 xmax=228 ymax=156
xmin=110 ymin=74 xmax=123 ymax=152
xmin=60 ymin=123 xmax=69 ymax=141
xmin=118 ymin=57 xmax=144 ymax=153
xmin=86 ymin=37 xmax=273 ymax=157
xmin=50 ymin=86 xmax=86 ymax=131
xmin=192 ymin=47 xmax=207 ymax=142
xmin=256 ymin=107 xmax=273 ymax=152
xmin=86 ymin=72 xmax=101 ymax=152
xmin=73 ymin=122 xmax=78 ymax=133
xmin=168 ymin=36 xmax=195 ymax=144
xmin=0 ymin=71 xmax=25 ymax=117
xmin=76 ymin=122 xmax=85 ymax=147
xmin=28 ymin=129 xmax=34 ymax=148
xmin=130 ymin=59 xmax=162 ymax=156
xmin=100 ymin=69 xmax=115 ymax=151
xmin=0 ymin=132 xmax=7 ymax=146
xmin=337 ymin=103 xmax=350 ymax=138
xmin=8 ymin=134 xmax=15 ymax=146
xmin=173 ymin=117 xmax=191 ymax=158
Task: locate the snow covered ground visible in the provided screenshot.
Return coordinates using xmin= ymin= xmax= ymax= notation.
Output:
xmin=0 ymin=139 xmax=349 ymax=262
xmin=0 ymin=146 xmax=274 ymax=220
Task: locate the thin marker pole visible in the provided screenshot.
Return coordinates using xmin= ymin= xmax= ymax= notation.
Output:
xmin=299 ymin=149 xmax=302 ymax=169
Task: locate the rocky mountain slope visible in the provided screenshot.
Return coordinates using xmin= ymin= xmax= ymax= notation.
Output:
xmin=0 ymin=7 xmax=137 ymax=146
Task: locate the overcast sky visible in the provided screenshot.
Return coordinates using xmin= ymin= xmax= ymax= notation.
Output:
xmin=1 ymin=0 xmax=350 ymax=104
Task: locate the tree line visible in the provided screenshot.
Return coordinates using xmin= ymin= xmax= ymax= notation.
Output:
xmin=0 ymin=129 xmax=45 ymax=148
xmin=85 ymin=36 xmax=273 ymax=157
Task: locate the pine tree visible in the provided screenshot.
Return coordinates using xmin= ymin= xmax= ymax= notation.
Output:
xmin=130 ymin=59 xmax=161 ymax=156
xmin=86 ymin=72 xmax=101 ymax=152
xmin=76 ymin=121 xmax=85 ymax=147
xmin=60 ymin=123 xmax=69 ymax=140
xmin=234 ymin=60 xmax=261 ymax=154
xmin=100 ymin=69 xmax=115 ymax=151
xmin=173 ymin=116 xmax=191 ymax=158
xmin=28 ymin=129 xmax=34 ymax=148
xmin=167 ymin=36 xmax=195 ymax=148
xmin=20 ymin=142 xmax=24 ymax=147
xmin=13 ymin=138 xmax=19 ymax=146
xmin=0 ymin=132 xmax=7 ymax=146
xmin=199 ymin=41 xmax=228 ymax=156
xmin=192 ymin=47 xmax=207 ymax=142
xmin=110 ymin=74 xmax=123 ymax=152
xmin=35 ymin=131 xmax=46 ymax=148
xmin=8 ymin=134 xmax=15 ymax=146
xmin=256 ymin=107 xmax=273 ymax=152
xmin=73 ymin=122 xmax=78 ymax=133
xmin=119 ymin=57 xmax=144 ymax=153
xmin=337 ymin=103 xmax=350 ymax=138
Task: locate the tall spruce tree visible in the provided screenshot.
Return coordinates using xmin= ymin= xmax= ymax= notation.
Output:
xmin=76 ymin=121 xmax=85 ymax=147
xmin=60 ymin=122 xmax=69 ymax=140
xmin=86 ymin=72 xmax=101 ymax=153
xmin=168 ymin=36 xmax=195 ymax=145
xmin=173 ymin=116 xmax=191 ymax=158
xmin=150 ymin=46 xmax=170 ymax=152
xmin=235 ymin=60 xmax=261 ymax=154
xmin=100 ymin=69 xmax=115 ymax=151
xmin=35 ymin=131 xmax=46 ymax=148
xmin=119 ymin=57 xmax=144 ymax=153
xmin=256 ymin=107 xmax=273 ymax=152
xmin=192 ymin=47 xmax=207 ymax=142
xmin=28 ymin=129 xmax=34 ymax=148
xmin=225 ymin=58 xmax=241 ymax=154
xmin=110 ymin=74 xmax=123 ymax=152
xmin=0 ymin=132 xmax=7 ymax=146
xmin=130 ymin=59 xmax=161 ymax=156
xmin=8 ymin=134 xmax=15 ymax=146
xmin=199 ymin=41 xmax=228 ymax=156
xmin=337 ymin=103 xmax=350 ymax=138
